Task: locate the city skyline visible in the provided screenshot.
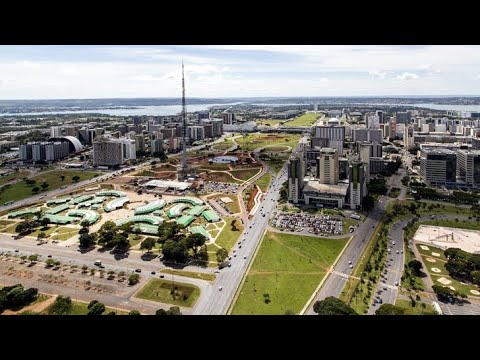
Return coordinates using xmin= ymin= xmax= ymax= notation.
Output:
xmin=1 ymin=45 xmax=480 ymax=99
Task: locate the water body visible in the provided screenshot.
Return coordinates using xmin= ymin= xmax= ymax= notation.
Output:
xmin=1 ymin=101 xmax=480 ymax=117
xmin=0 ymin=103 xmax=236 ymax=117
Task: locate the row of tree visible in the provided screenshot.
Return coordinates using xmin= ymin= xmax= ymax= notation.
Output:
xmin=0 ymin=284 xmax=38 ymax=313
xmin=444 ymin=247 xmax=480 ymax=285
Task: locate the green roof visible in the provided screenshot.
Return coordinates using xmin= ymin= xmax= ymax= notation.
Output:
xmin=8 ymin=207 xmax=41 ymax=219
xmin=47 ymin=197 xmax=71 ymax=206
xmin=134 ymin=199 xmax=166 ymax=215
xmin=166 ymin=203 xmax=191 ymax=218
xmin=171 ymin=197 xmax=204 ymax=206
xmin=67 ymin=210 xmax=100 ymax=225
xmin=95 ymin=190 xmax=127 ymax=197
xmin=104 ymin=197 xmax=129 ymax=212
xmin=70 ymin=194 xmax=95 ymax=205
xmin=134 ymin=223 xmax=159 ymax=235
xmin=188 ymin=205 xmax=206 ymax=216
xmin=189 ymin=225 xmax=210 ymax=239
xmin=176 ymin=215 xmax=196 ymax=227
xmin=202 ymin=210 xmax=220 ymax=222
xmin=114 ymin=215 xmax=164 ymax=227
xmin=42 ymin=214 xmax=73 ymax=224
xmin=45 ymin=204 xmax=70 ymax=215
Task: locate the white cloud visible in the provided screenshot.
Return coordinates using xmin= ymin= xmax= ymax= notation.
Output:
xmin=369 ymin=70 xmax=388 ymax=79
xmin=396 ymin=72 xmax=419 ymax=81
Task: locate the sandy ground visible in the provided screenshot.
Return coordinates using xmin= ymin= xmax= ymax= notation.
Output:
xmin=470 ymin=290 xmax=480 ymax=295
xmin=426 ymin=258 xmax=437 ymax=263
xmin=413 ymin=225 xmax=480 ymax=253
xmin=431 ymin=267 xmax=441 ymax=273
xmin=437 ymin=277 xmax=452 ymax=285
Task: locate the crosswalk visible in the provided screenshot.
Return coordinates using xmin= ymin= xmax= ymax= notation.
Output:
xmin=440 ymin=302 xmax=480 ymax=315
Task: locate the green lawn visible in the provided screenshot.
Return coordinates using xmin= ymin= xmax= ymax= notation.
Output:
xmin=160 ymin=268 xmax=216 ymax=281
xmin=230 ymin=168 xmax=261 ymax=181
xmin=255 ymin=119 xmax=285 ymax=127
xmin=134 ymin=170 xmax=155 ymax=177
xmin=415 ymin=243 xmax=448 ymax=262
xmin=199 ymin=163 xmax=231 ymax=171
xmin=204 ymin=172 xmax=242 ymax=184
xmin=215 ymin=217 xmax=244 ymax=252
xmin=282 ymin=113 xmax=320 ymax=127
xmin=232 ymin=231 xmax=348 ymax=315
xmin=212 ymin=142 xmax=233 ymax=150
xmin=212 ymin=194 xmax=240 ymax=214
xmin=0 ymin=170 xmax=29 ymax=186
xmin=128 ymin=234 xmax=144 ymax=248
xmin=134 ymin=278 xmax=200 ymax=307
xmin=421 ymin=219 xmax=480 ymax=231
xmin=254 ymin=172 xmax=272 ymax=192
xmin=43 ymin=300 xmax=129 ymax=315
xmin=235 ymin=133 xmax=300 ymax=152
xmin=0 ymin=170 xmax=99 ymax=206
xmin=342 ymin=218 xmax=358 ymax=235
xmin=263 ymin=154 xmax=290 ymax=174
xmin=0 ymin=220 xmax=15 ymax=227
xmin=395 ymin=299 xmax=436 ymax=315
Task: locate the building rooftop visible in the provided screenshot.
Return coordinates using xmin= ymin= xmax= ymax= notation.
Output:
xmin=320 ymin=147 xmax=337 ymax=154
xmin=303 ymin=181 xmax=349 ymax=196
xmin=421 ymin=147 xmax=456 ymax=155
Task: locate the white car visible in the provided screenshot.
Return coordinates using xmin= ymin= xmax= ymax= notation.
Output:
xmin=218 ymin=286 xmax=223 ymax=291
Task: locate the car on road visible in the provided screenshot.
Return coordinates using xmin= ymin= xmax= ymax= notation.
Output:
xmin=400 ymin=250 xmax=403 ymax=253
xmin=244 ymin=256 xmax=247 ymax=259
xmin=228 ymin=263 xmax=232 ymax=267
xmin=135 ymin=269 xmax=142 ymax=273
xmin=349 ymin=264 xmax=353 ymax=269
xmin=394 ymin=281 xmax=399 ymax=286
xmin=15 ymin=249 xmax=19 ymax=253
xmin=392 ymin=241 xmax=395 ymax=245
xmin=239 ymin=245 xmax=242 ymax=249
xmin=218 ymin=286 xmax=223 ymax=291
xmin=160 ymin=275 xmax=165 ymax=278
xmin=378 ymin=299 xmax=383 ymax=304
xmin=94 ymin=260 xmax=102 ymax=266
xmin=396 ymin=250 xmax=399 ymax=254
xmin=348 ymin=260 xmax=352 ymax=264
xmin=151 ymin=271 xmax=156 ymax=275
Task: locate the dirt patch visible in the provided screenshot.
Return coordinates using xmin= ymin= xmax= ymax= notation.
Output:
xmin=470 ymin=289 xmax=480 ymax=296
xmin=425 ymin=258 xmax=437 ymax=263
xmin=420 ymin=245 xmax=430 ymax=250
xmin=432 ymin=252 xmax=441 ymax=257
xmin=437 ymin=277 xmax=452 ymax=285
xmin=431 ymin=267 xmax=441 ymax=273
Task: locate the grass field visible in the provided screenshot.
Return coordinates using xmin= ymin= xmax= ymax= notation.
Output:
xmin=42 ymin=300 xmax=129 ymax=315
xmin=395 ymin=299 xmax=436 ymax=315
xmin=230 ymin=168 xmax=261 ymax=181
xmin=235 ymin=133 xmax=300 ymax=152
xmin=0 ymin=170 xmax=29 ymax=186
xmin=283 ymin=113 xmax=320 ymax=127
xmin=254 ymin=172 xmax=272 ymax=192
xmin=128 ymin=234 xmax=144 ymax=248
xmin=212 ymin=194 xmax=240 ymax=214
xmin=263 ymin=145 xmax=290 ymax=151
xmin=199 ymin=163 xmax=231 ymax=171
xmin=160 ymin=268 xmax=216 ymax=281
xmin=212 ymin=143 xmax=233 ymax=150
xmin=421 ymin=219 xmax=480 ymax=231
xmin=232 ymin=231 xmax=348 ymax=315
xmin=215 ymin=217 xmax=244 ymax=252
xmin=0 ymin=170 xmax=99 ymax=206
xmin=255 ymin=119 xmax=285 ymax=127
xmin=133 ymin=170 xmax=155 ymax=177
xmin=263 ymin=153 xmax=290 ymax=174
xmin=134 ymin=278 xmax=200 ymax=307
xmin=203 ymin=172 xmax=242 ymax=184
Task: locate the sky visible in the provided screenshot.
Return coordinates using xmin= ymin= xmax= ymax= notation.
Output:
xmin=0 ymin=45 xmax=479 ymax=99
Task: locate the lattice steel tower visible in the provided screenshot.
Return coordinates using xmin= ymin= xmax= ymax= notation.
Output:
xmin=179 ymin=62 xmax=189 ymax=181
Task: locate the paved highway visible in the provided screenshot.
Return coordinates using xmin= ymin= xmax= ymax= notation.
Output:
xmin=193 ymin=136 xmax=307 ymax=314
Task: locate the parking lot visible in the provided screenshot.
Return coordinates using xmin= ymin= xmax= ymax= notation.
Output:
xmin=203 ymin=181 xmax=239 ymax=195
xmin=273 ymin=212 xmax=343 ymax=235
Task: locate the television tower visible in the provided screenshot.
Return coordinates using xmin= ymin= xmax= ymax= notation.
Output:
xmin=179 ymin=61 xmax=188 ymax=181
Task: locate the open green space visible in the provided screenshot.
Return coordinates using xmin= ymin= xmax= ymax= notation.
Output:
xmin=342 ymin=218 xmax=358 ymax=235
xmin=128 ymin=234 xmax=145 ymax=248
xmin=160 ymin=268 xmax=216 ymax=281
xmin=199 ymin=163 xmax=231 ymax=171
xmin=134 ymin=170 xmax=155 ymax=177
xmin=282 ymin=113 xmax=320 ymax=127
xmin=203 ymin=172 xmax=242 ymax=184
xmin=211 ymin=194 xmax=240 ymax=214
xmin=388 ymin=187 xmax=401 ymax=198
xmin=0 ymin=170 xmax=29 ymax=186
xmin=134 ymin=278 xmax=200 ymax=307
xmin=255 ymin=119 xmax=285 ymax=127
xmin=0 ymin=170 xmax=99 ymax=206
xmin=235 ymin=133 xmax=300 ymax=152
xmin=422 ymin=219 xmax=480 ymax=231
xmin=394 ymin=299 xmax=436 ymax=315
xmin=415 ymin=243 xmax=448 ymax=262
xmin=262 ymin=153 xmax=290 ymax=174
xmin=230 ymin=168 xmax=261 ymax=181
xmin=215 ymin=217 xmax=244 ymax=252
xmin=0 ymin=220 xmax=15 ymax=227
xmin=232 ymin=231 xmax=348 ymax=315
xmin=254 ymin=172 xmax=271 ymax=192
xmin=212 ymin=142 xmax=233 ymax=150
xmin=42 ymin=300 xmax=128 ymax=315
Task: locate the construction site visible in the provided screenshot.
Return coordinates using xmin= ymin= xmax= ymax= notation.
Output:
xmin=413 ymin=225 xmax=480 ymax=254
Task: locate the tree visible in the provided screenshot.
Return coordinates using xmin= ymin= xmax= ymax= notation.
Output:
xmin=41 ymin=182 xmax=49 ymax=190
xmin=155 ymin=308 xmax=168 ymax=315
xmin=87 ymin=300 xmax=99 ymax=309
xmin=80 ymin=220 xmax=90 ymax=228
xmin=216 ymin=248 xmax=228 ymax=263
xmin=48 ymin=296 xmax=72 ymax=315
xmin=284 ymin=309 xmax=295 ymax=315
xmin=15 ymin=221 xmax=34 ymax=234
xmin=408 ymin=260 xmax=423 ymax=276
xmin=32 ymin=187 xmax=40 ymax=193
xmin=128 ymin=274 xmax=140 ymax=285
xmin=375 ymin=304 xmax=406 ymax=315
xmin=157 ymin=222 xmax=183 ymax=244
xmin=40 ymin=217 xmax=50 ymax=228
xmin=167 ymin=306 xmax=182 ymax=315
xmin=162 ymin=239 xmax=188 ymax=263
xmin=28 ymin=254 xmax=38 ymax=263
xmin=185 ymin=233 xmax=206 ymax=254
xmin=37 ymin=232 xmax=46 ymax=242
xmin=113 ymin=232 xmax=130 ymax=250
xmin=45 ymin=258 xmax=55 ymax=267
xmin=88 ymin=302 xmax=106 ymax=315
xmin=79 ymin=226 xmax=89 ymax=235
xmin=79 ymin=233 xmax=97 ymax=248
xmin=140 ymin=237 xmax=156 ymax=253
xmin=313 ymin=297 xmax=357 ymax=315
xmin=72 ymin=175 xmax=80 ymax=182
xmin=362 ymin=195 xmax=375 ymax=211
xmin=197 ymin=245 xmax=208 ymax=261
xmin=129 ymin=310 xmax=141 ymax=315
xmin=60 ymin=175 xmax=65 ymax=181
xmin=97 ymin=221 xmax=117 ymax=247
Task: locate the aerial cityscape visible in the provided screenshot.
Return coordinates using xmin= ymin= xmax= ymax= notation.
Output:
xmin=1 ymin=45 xmax=480 ymax=316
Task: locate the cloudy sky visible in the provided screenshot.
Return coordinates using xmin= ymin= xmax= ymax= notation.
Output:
xmin=0 ymin=45 xmax=479 ymax=99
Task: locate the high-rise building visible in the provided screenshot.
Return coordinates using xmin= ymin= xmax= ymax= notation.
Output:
xmin=168 ymin=137 xmax=180 ymax=151
xmin=404 ymin=125 xmax=414 ymax=149
xmin=222 ymin=113 xmax=236 ymax=125
xmin=456 ymin=149 xmax=480 ymax=187
xmin=211 ymin=119 xmax=224 ymax=137
xmin=151 ymin=138 xmax=164 ymax=156
xmin=288 ymin=155 xmax=305 ymax=203
xmin=187 ymin=126 xmax=205 ymax=141
xmin=93 ymin=139 xmax=123 ymax=167
xmin=376 ymin=110 xmax=384 ymax=124
xmin=359 ymin=143 xmax=371 ymax=183
xmin=348 ymin=158 xmax=367 ymax=210
xmin=367 ymin=115 xmax=380 ymax=129
xmin=20 ymin=141 xmax=69 ymax=163
xmin=317 ymin=148 xmax=339 ymax=185
xmin=396 ymin=111 xmax=411 ymax=124
xmin=420 ymin=147 xmax=457 ymax=186
xmin=352 ymin=128 xmax=383 ymax=143
xmin=314 ymin=126 xmax=345 ymax=154
xmin=50 ymin=126 xmax=61 ymax=138
xmin=135 ymin=134 xmax=145 ymax=152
